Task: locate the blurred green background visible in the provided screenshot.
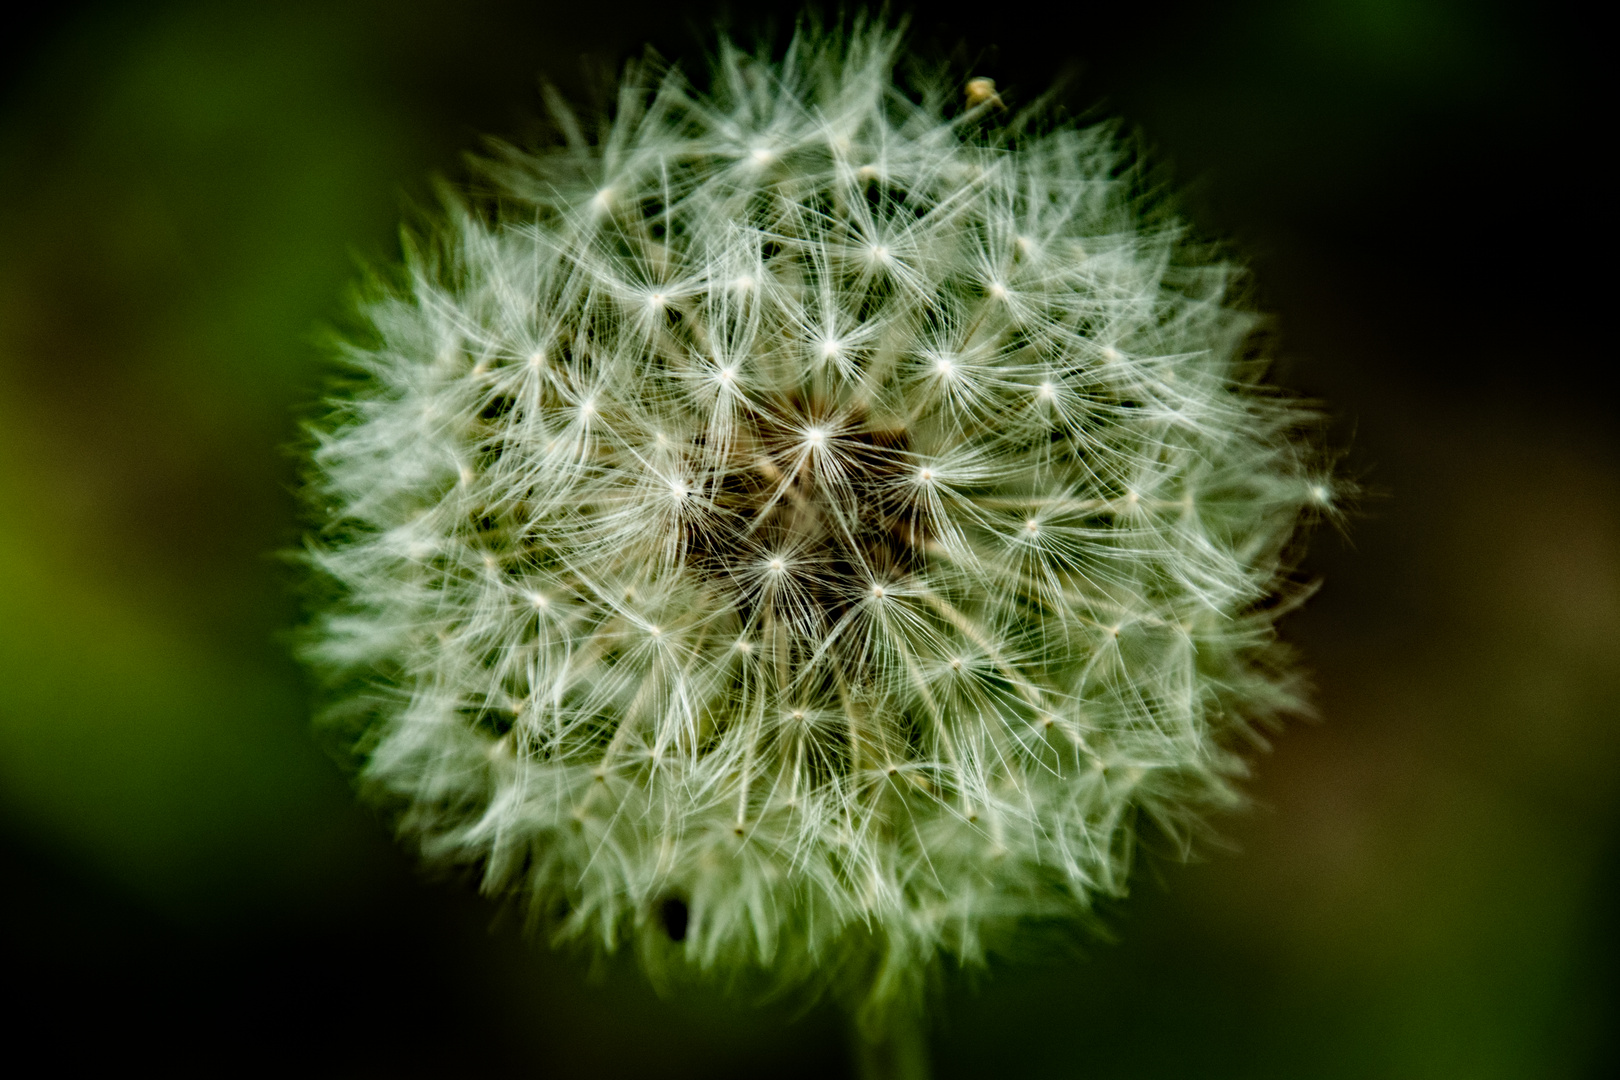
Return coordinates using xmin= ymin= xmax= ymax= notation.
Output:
xmin=1 ymin=1 xmax=1612 ymax=1074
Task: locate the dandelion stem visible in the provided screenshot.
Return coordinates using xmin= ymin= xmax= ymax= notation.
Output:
xmin=850 ymin=1009 xmax=931 ymax=1080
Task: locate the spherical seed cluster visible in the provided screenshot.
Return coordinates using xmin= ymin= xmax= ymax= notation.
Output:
xmin=305 ymin=25 xmax=1329 ymax=1014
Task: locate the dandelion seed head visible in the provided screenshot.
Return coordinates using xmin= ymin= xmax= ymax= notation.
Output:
xmin=302 ymin=19 xmax=1335 ymax=1022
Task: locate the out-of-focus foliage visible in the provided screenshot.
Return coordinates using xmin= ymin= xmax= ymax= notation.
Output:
xmin=1 ymin=2 xmax=1612 ymax=1076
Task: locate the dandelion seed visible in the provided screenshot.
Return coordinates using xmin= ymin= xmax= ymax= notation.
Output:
xmin=964 ymin=76 xmax=1003 ymax=109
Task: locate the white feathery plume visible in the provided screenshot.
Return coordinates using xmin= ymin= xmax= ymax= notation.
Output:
xmin=302 ymin=16 xmax=1336 ymax=1051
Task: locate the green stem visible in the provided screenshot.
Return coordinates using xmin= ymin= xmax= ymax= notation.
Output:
xmin=850 ymin=1008 xmax=931 ymax=1080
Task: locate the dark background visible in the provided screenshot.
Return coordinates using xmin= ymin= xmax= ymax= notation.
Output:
xmin=1 ymin=1 xmax=1612 ymax=1075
